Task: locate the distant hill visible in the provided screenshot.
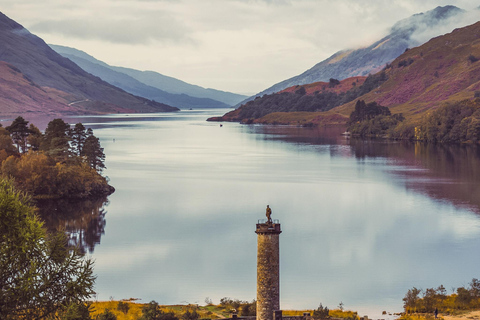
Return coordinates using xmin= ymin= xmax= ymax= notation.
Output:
xmin=237 ymin=5 xmax=467 ymax=107
xmin=50 ymin=45 xmax=247 ymax=107
xmin=0 ymin=11 xmax=178 ymax=116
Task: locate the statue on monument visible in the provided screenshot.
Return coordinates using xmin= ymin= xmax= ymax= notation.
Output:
xmin=266 ymin=205 xmax=272 ymax=224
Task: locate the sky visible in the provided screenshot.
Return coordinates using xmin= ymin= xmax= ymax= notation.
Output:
xmin=1 ymin=0 xmax=479 ymax=95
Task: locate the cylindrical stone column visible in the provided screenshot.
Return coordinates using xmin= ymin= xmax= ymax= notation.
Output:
xmin=256 ymin=221 xmax=282 ymax=320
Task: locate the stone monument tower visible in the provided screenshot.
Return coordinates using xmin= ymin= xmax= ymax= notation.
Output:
xmin=256 ymin=206 xmax=282 ymax=320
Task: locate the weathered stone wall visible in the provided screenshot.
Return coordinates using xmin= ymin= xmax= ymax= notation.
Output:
xmin=256 ymin=223 xmax=281 ymax=320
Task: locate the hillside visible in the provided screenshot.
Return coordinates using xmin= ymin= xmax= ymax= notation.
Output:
xmin=209 ymin=74 xmax=388 ymax=123
xmin=236 ymin=5 xmax=467 ymax=107
xmin=216 ymin=20 xmax=480 ymax=127
xmin=333 ymin=20 xmax=480 ymax=119
xmin=50 ymin=45 xmax=247 ymax=107
xmin=0 ymin=12 xmax=178 ymax=116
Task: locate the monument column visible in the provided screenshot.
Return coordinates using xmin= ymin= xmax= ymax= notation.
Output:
xmin=256 ymin=207 xmax=281 ymax=320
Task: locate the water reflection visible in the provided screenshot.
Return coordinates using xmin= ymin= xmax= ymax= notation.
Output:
xmin=251 ymin=125 xmax=480 ymax=214
xmin=36 ymin=197 xmax=109 ymax=254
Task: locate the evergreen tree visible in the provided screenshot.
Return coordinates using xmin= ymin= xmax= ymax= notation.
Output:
xmin=6 ymin=116 xmax=29 ymax=153
xmin=27 ymin=123 xmax=43 ymax=151
xmin=71 ymin=123 xmax=87 ymax=156
xmin=82 ymin=135 xmax=106 ymax=173
xmin=0 ymin=178 xmax=95 ymax=319
xmin=42 ymin=118 xmax=71 ymax=161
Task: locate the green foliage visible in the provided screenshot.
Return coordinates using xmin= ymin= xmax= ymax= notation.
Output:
xmin=348 ymin=100 xmax=391 ymax=124
xmin=312 ymin=303 xmax=330 ymax=320
xmin=60 ymin=302 xmax=94 ymax=320
xmin=0 ymin=178 xmax=95 ymax=319
xmin=42 ymin=118 xmax=71 ymax=160
xmin=182 ymin=309 xmax=200 ymax=320
xmin=98 ymin=309 xmax=117 ymax=320
xmin=82 ymin=135 xmax=106 ymax=172
xmin=6 ymin=116 xmax=29 ymax=153
xmin=71 ymin=122 xmax=88 ymax=156
xmin=414 ymin=99 xmax=480 ymax=143
xmin=141 ymin=301 xmax=179 ymax=320
xmin=117 ymin=301 xmax=130 ymax=315
xmin=27 ymin=123 xmax=42 ymax=151
xmin=240 ymin=300 xmax=256 ymax=316
xmin=347 ymin=100 xmax=405 ymax=137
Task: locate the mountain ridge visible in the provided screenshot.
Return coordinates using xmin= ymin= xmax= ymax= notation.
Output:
xmin=212 ymin=20 xmax=480 ymax=127
xmin=50 ymin=44 xmax=246 ymax=107
xmin=0 ymin=11 xmax=178 ymax=115
xmin=236 ymin=5 xmax=468 ymax=107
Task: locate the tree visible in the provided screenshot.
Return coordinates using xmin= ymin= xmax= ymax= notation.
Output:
xmin=312 ymin=303 xmax=330 ymax=320
xmin=403 ymin=287 xmax=422 ymax=313
xmin=0 ymin=178 xmax=96 ymax=319
xmin=71 ymin=123 xmax=88 ymax=156
xmin=82 ymin=135 xmax=106 ymax=173
xmin=182 ymin=309 xmax=200 ymax=320
xmin=59 ymin=302 xmax=93 ymax=320
xmin=348 ymin=100 xmax=391 ymax=125
xmin=6 ymin=116 xmax=29 ymax=153
xmin=117 ymin=301 xmax=130 ymax=315
xmin=98 ymin=309 xmax=117 ymax=320
xmin=27 ymin=123 xmax=43 ymax=151
xmin=42 ymin=118 xmax=71 ymax=161
xmin=141 ymin=301 xmax=179 ymax=320
xmin=470 ymin=278 xmax=480 ymax=298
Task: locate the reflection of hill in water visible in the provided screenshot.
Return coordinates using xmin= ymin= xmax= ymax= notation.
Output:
xmin=36 ymin=197 xmax=109 ymax=254
xmin=253 ymin=125 xmax=480 ymax=214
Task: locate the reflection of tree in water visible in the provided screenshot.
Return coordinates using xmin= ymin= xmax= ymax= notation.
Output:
xmin=36 ymin=197 xmax=109 ymax=254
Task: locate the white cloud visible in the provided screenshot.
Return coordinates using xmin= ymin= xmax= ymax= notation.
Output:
xmin=0 ymin=0 xmax=478 ymax=93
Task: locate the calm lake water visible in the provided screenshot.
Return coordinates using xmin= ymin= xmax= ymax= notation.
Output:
xmin=40 ymin=109 xmax=480 ymax=318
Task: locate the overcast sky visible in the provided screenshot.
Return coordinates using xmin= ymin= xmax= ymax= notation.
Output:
xmin=1 ymin=0 xmax=479 ymax=95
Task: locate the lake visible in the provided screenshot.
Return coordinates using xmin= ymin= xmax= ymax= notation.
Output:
xmin=40 ymin=109 xmax=480 ymax=318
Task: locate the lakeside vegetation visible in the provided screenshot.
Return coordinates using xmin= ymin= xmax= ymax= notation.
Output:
xmin=0 ymin=116 xmax=114 ymax=199
xmin=347 ymin=99 xmax=480 ymax=143
xmin=84 ymin=299 xmax=360 ymax=320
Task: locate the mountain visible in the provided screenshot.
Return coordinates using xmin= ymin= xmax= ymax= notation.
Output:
xmin=0 ymin=11 xmax=178 ymax=116
xmin=213 ymin=20 xmax=480 ymax=127
xmin=50 ymin=45 xmax=247 ymax=107
xmin=49 ymin=45 xmax=232 ymax=109
xmin=237 ymin=5 xmax=466 ymax=106
xmin=333 ymin=20 xmax=480 ymax=119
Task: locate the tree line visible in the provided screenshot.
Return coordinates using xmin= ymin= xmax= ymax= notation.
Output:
xmin=0 ymin=116 xmax=113 ymax=199
xmin=403 ymin=279 xmax=480 ymax=314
